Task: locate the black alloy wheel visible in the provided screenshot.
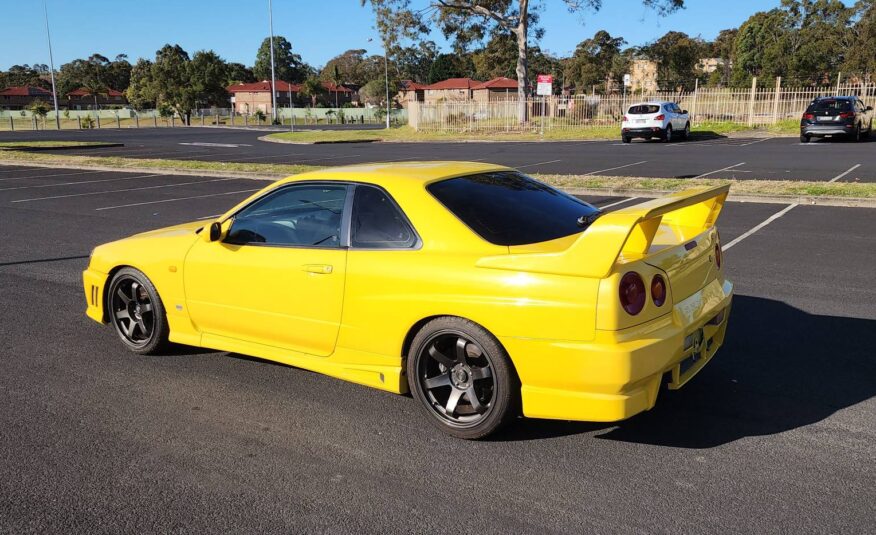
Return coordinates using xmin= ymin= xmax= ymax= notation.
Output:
xmin=107 ymin=268 xmax=170 ymax=354
xmin=408 ymin=317 xmax=517 ymax=439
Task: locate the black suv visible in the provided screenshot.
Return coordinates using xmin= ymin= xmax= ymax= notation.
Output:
xmin=800 ymin=96 xmax=873 ymax=143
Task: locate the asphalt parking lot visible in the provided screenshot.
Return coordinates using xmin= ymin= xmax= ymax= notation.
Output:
xmin=2 ymin=126 xmax=876 ymax=181
xmin=1 ymin=164 xmax=873 ymax=533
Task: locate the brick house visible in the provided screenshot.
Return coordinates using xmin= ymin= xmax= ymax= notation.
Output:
xmin=0 ymin=85 xmax=53 ymax=110
xmin=630 ymin=59 xmax=659 ymax=93
xmin=227 ymin=80 xmax=356 ymax=114
xmin=471 ymin=77 xmax=519 ymax=102
xmin=423 ymin=78 xmax=482 ymax=103
xmin=66 ymin=87 xmax=127 ymax=109
xmin=397 ymin=80 xmax=427 ymax=107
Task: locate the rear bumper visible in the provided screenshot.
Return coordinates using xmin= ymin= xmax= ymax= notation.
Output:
xmin=802 ymin=124 xmax=854 ymax=137
xmin=504 ymin=278 xmax=733 ymax=422
xmin=83 ymin=267 xmax=108 ymax=324
xmin=622 ymin=126 xmax=663 ymax=138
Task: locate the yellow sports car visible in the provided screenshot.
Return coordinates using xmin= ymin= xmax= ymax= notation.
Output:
xmin=83 ymin=162 xmax=732 ymax=439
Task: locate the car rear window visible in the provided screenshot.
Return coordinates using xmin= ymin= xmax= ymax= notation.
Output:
xmin=428 ymin=171 xmax=599 ymax=246
xmin=807 ymin=99 xmax=852 ymax=113
xmin=628 ymin=104 xmax=660 ymax=114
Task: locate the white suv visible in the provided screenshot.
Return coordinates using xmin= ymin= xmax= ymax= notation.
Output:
xmin=621 ymin=101 xmax=690 ymax=143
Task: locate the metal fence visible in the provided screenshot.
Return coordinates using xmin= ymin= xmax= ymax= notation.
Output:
xmin=408 ymin=79 xmax=876 ymax=133
xmin=0 ymin=106 xmax=407 ymax=130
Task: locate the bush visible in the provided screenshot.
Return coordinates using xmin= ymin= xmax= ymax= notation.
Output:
xmin=253 ymin=110 xmax=267 ymax=123
xmin=81 ymin=115 xmax=95 ymax=129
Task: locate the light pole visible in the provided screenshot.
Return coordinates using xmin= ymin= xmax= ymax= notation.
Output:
xmin=268 ymin=0 xmax=278 ymax=123
xmin=42 ymin=0 xmax=60 ymax=129
xmin=368 ymin=37 xmax=391 ymax=129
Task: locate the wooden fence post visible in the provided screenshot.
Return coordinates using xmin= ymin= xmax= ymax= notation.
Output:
xmin=748 ymin=77 xmax=757 ymax=127
xmin=773 ymin=77 xmax=782 ymax=124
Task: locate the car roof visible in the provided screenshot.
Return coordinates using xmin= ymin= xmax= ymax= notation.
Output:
xmin=277 ymin=161 xmax=511 ymax=189
xmin=814 ymin=96 xmax=854 ymax=100
xmin=628 ymin=101 xmax=673 ymax=107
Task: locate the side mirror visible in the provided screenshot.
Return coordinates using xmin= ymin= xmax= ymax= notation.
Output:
xmin=682 ymin=110 xmax=689 ymax=115
xmin=867 ymin=106 xmax=873 ymax=111
xmin=209 ymin=221 xmax=222 ymax=241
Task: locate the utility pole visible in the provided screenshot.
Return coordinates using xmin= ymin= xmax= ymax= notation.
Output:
xmin=383 ymin=46 xmax=390 ymax=129
xmin=43 ymin=0 xmax=60 ymax=130
xmin=268 ymin=0 xmax=278 ymax=123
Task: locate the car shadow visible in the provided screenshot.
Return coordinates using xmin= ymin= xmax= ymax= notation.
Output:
xmin=493 ymin=294 xmax=876 ymax=447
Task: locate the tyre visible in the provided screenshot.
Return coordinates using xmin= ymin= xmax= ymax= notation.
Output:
xmin=852 ymin=123 xmax=862 ymax=142
xmin=407 ymin=317 xmax=518 ymax=440
xmin=622 ymin=135 xmax=631 ymax=144
xmin=681 ymin=122 xmax=691 ymax=140
xmin=106 ymin=267 xmax=171 ymax=355
xmin=662 ymin=125 xmax=673 ymax=142
xmin=800 ymin=134 xmax=810 ymax=143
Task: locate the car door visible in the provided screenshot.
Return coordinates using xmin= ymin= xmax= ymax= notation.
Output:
xmin=183 ymin=182 xmax=350 ymax=356
xmin=670 ymin=103 xmax=685 ymax=129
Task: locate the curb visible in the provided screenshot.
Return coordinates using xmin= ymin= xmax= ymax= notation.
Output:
xmin=258 ymin=135 xmax=381 ymax=145
xmin=0 ymin=143 xmax=124 ymax=152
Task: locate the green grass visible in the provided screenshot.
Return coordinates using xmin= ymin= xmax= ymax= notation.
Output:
xmin=0 ymin=140 xmax=114 ymax=149
xmin=1 ymin=149 xmax=872 ymax=200
xmin=767 ymin=119 xmax=801 ymax=135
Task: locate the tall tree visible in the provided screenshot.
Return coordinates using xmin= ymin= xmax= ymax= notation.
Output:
xmin=563 ymin=30 xmax=626 ymax=93
xmin=320 ymin=49 xmax=385 ymax=86
xmin=2 ymin=64 xmax=49 ymax=88
xmin=226 ymin=62 xmax=256 ymax=85
xmin=844 ymin=0 xmax=876 ymax=76
xmin=189 ymin=50 xmax=231 ymax=108
xmin=427 ymin=53 xmax=475 ymax=83
xmin=394 ymin=41 xmax=439 ymax=82
xmin=642 ymin=31 xmax=707 ymax=89
xmin=364 ymin=0 xmax=683 ymax=122
xmin=253 ymin=36 xmax=311 ymax=82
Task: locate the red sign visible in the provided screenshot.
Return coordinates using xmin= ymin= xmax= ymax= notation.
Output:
xmin=536 ymin=74 xmax=553 ymax=96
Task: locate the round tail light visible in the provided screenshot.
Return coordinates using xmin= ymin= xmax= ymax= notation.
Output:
xmin=651 ymin=275 xmax=667 ymax=307
xmin=715 ymin=243 xmax=722 ymax=269
xmin=619 ymin=272 xmax=646 ymax=315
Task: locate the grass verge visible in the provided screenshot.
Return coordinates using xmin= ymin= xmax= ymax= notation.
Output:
xmin=0 ymin=140 xmax=116 ymax=149
xmin=0 ymin=150 xmax=872 ymax=201
xmin=0 ymin=150 xmax=321 ymax=176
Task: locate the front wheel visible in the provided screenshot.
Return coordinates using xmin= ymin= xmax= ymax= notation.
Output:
xmin=107 ymin=267 xmax=170 ymax=355
xmin=681 ymin=122 xmax=691 ymax=140
xmin=662 ymin=125 xmax=673 ymax=142
xmin=407 ymin=317 xmax=518 ymax=440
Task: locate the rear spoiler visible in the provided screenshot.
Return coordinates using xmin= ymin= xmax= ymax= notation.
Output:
xmin=476 ymin=184 xmax=729 ymax=279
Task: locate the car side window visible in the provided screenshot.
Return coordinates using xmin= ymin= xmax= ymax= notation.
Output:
xmin=350 ymin=185 xmax=417 ymax=249
xmin=664 ymin=104 xmax=673 ymax=113
xmin=225 ymin=184 xmax=347 ymax=247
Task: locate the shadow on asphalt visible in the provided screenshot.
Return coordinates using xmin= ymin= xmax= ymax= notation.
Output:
xmin=494 ymin=294 xmax=876 ymax=447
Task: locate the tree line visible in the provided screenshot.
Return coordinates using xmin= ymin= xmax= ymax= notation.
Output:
xmin=2 ymin=0 xmax=875 ymax=117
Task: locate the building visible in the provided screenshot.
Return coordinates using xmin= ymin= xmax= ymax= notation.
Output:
xmin=0 ymin=85 xmax=52 ymax=110
xmin=423 ymin=78 xmax=482 ymax=103
xmin=629 ymin=59 xmax=659 ymax=93
xmin=227 ymin=80 xmax=356 ymax=114
xmin=471 ymin=77 xmax=519 ymax=102
xmin=397 ymin=80 xmax=427 ymax=107
xmin=697 ymin=58 xmax=725 ymax=74
xmin=66 ymin=87 xmax=127 ymax=109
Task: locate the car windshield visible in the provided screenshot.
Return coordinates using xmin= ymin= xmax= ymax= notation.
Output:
xmin=628 ymin=104 xmax=660 ymax=114
xmin=807 ymin=99 xmax=852 ymax=113
xmin=428 ymin=171 xmax=600 ymax=246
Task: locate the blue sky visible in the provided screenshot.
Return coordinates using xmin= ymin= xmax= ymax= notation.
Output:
xmin=0 ymin=0 xmax=840 ymax=71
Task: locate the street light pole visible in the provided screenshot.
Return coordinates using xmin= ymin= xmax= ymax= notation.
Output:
xmin=42 ymin=0 xmax=60 ymax=129
xmin=383 ymin=44 xmax=390 ymax=129
xmin=268 ymin=0 xmax=278 ymax=123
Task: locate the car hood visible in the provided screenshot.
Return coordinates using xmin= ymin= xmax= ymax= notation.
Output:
xmin=88 ymin=220 xmax=205 ymax=275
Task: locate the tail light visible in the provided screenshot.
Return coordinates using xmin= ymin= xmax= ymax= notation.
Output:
xmin=651 ymin=275 xmax=666 ymax=307
xmin=623 ymin=115 xmax=629 ymax=122
xmin=655 ymin=114 xmax=665 ymax=121
xmin=803 ymin=113 xmax=814 ymax=120
xmin=839 ymin=111 xmax=854 ymax=119
xmin=619 ymin=272 xmax=646 ymax=316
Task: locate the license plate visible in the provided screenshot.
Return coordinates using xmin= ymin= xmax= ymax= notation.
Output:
xmin=817 ymin=116 xmax=834 ymax=122
xmin=635 ymin=119 xmax=646 ymax=124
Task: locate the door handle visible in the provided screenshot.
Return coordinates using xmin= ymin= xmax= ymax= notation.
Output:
xmin=302 ymin=264 xmax=333 ymax=274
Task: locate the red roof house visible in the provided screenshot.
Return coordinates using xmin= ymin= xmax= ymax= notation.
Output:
xmin=0 ymin=86 xmax=52 ymax=110
xmin=471 ymin=77 xmax=520 ymax=101
xmin=423 ymin=78 xmax=483 ymax=102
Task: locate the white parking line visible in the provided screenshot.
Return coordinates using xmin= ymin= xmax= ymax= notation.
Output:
xmin=179 ymin=142 xmax=251 ymax=148
xmin=722 ymin=204 xmax=798 ymax=251
xmin=213 ymin=152 xmax=308 ymax=162
xmin=585 ymin=161 xmax=647 ymax=176
xmin=0 ymin=170 xmax=112 ymax=182
xmin=517 ymin=159 xmax=562 ymax=169
xmin=598 ymin=197 xmax=640 ymax=209
xmin=95 ymin=189 xmax=261 ymax=211
xmin=0 ymin=173 xmax=160 ymax=191
xmin=828 ymin=163 xmax=861 ymax=183
xmin=738 ymin=137 xmax=772 ymax=147
xmin=11 ymin=177 xmax=241 ymax=203
xmin=693 ymin=162 xmax=746 ymax=179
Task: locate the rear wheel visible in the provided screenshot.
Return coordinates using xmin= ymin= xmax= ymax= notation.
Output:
xmin=662 ymin=125 xmax=673 ymax=142
xmin=407 ymin=317 xmax=517 ymax=440
xmin=107 ymin=267 xmax=170 ymax=355
xmin=622 ymin=135 xmax=631 ymax=144
xmin=852 ymin=123 xmax=862 ymax=142
xmin=681 ymin=122 xmax=691 ymax=140
xmin=800 ymin=134 xmax=810 ymax=143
